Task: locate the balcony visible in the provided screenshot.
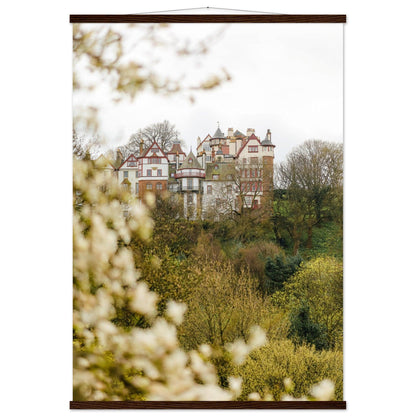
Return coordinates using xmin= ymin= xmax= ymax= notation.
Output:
xmin=174 ymin=170 xmax=205 ymax=179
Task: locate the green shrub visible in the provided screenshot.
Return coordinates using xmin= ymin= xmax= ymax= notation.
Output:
xmin=236 ymin=339 xmax=343 ymax=400
xmin=264 ymin=254 xmax=302 ymax=294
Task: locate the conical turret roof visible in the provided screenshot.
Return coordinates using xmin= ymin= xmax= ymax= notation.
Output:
xmin=212 ymin=127 xmax=225 ymax=139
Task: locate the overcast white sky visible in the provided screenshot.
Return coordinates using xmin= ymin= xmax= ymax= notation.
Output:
xmin=74 ymin=23 xmax=343 ymax=163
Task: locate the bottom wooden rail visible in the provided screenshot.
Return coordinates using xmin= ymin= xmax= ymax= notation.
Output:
xmin=70 ymin=400 xmax=347 ymax=409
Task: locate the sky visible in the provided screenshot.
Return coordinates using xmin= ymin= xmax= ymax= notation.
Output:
xmin=74 ymin=23 xmax=343 ymax=163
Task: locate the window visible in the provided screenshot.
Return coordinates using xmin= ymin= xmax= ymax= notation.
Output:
xmin=135 ymin=183 xmax=139 ymax=194
xmin=227 ymin=185 xmax=232 ymax=195
xmin=146 ymin=183 xmax=153 ymax=190
xmin=187 ymin=178 xmax=192 ymax=189
xmin=157 ymin=169 xmax=162 ymax=177
xmin=151 ymin=158 xmax=160 ymax=164
xmin=207 ymin=185 xmax=212 ymax=195
xmin=156 ymin=182 xmax=163 ymax=190
xmin=250 ymin=157 xmax=258 ymax=164
xmin=248 ymin=146 xmax=258 ymax=153
xmin=188 ymin=158 xmax=193 ymax=164
xmin=226 ymin=174 xmax=233 ymax=180
xmin=127 ymin=162 xmax=136 ymax=167
xmin=213 ymin=174 xmax=219 ymax=180
xmin=136 ymin=171 xmax=139 ymax=178
xmin=147 ymin=169 xmax=152 ymax=177
xmin=123 ymin=171 xmax=128 ymax=178
xmin=243 ymin=158 xmax=247 ymax=164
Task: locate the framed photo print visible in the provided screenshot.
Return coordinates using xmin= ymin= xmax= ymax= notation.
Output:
xmin=71 ymin=10 xmax=346 ymax=409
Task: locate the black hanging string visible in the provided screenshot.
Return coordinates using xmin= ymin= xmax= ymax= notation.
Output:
xmin=135 ymin=6 xmax=283 ymax=15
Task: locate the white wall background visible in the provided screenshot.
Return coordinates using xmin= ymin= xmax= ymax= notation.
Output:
xmin=1 ymin=1 xmax=416 ymax=415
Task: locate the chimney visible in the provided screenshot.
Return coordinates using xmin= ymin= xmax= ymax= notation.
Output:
xmin=139 ymin=139 xmax=144 ymax=154
xmin=197 ymin=136 xmax=201 ymax=147
xmin=247 ymin=128 xmax=255 ymax=137
xmin=202 ymin=151 xmax=206 ymax=169
xmin=267 ymin=129 xmax=271 ymax=141
xmin=228 ymin=127 xmax=233 ymax=137
xmin=116 ymin=148 xmax=123 ymax=165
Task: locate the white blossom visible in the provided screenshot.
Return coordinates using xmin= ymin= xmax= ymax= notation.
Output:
xmin=310 ymin=379 xmax=335 ymax=401
xmin=248 ymin=392 xmax=261 ymax=401
xmin=166 ymin=300 xmax=187 ymax=325
xmin=226 ymin=339 xmax=250 ymax=365
xmin=248 ymin=325 xmax=267 ymax=349
xmin=228 ymin=376 xmax=242 ymax=397
xmin=130 ymin=282 xmax=158 ymax=318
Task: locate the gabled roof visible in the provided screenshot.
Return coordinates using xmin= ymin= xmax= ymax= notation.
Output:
xmin=233 ymin=129 xmax=245 ymax=137
xmin=140 ymin=140 xmax=169 ymax=160
xmin=235 ymin=134 xmax=262 ymax=158
xmin=197 ymin=134 xmax=211 ymax=152
xmin=179 ymin=150 xmax=202 ymax=170
xmin=166 ymin=141 xmax=186 ymax=155
xmin=118 ymin=153 xmax=139 ymax=169
xmin=95 ymin=154 xmax=115 ymax=169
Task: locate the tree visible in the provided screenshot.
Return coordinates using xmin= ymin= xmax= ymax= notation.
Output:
xmin=273 ymin=257 xmax=343 ymax=350
xmin=264 ymin=254 xmax=302 ymax=294
xmin=180 ymin=261 xmax=283 ymax=350
xmin=130 ymin=120 xmax=181 ymax=153
xmin=271 ymin=188 xmax=309 ymax=255
xmin=288 ymin=301 xmax=328 ymax=350
xmin=276 ymin=140 xmax=343 ymax=250
xmin=72 ymin=129 xmax=102 ymax=159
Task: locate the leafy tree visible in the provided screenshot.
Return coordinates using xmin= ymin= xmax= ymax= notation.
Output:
xmin=288 ymin=301 xmax=328 ymax=350
xmin=237 ymin=340 xmax=343 ymax=400
xmin=179 ymin=261 xmax=286 ymax=350
xmin=273 ymin=257 xmax=343 ymax=350
xmin=234 ymin=242 xmax=280 ymax=293
xmin=271 ymin=188 xmax=308 ymax=255
xmin=264 ymin=254 xmax=302 ymax=294
xmin=276 ymin=140 xmax=343 ymax=250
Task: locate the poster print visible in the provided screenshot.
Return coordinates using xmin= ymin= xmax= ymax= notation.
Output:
xmin=72 ymin=14 xmax=345 ymax=409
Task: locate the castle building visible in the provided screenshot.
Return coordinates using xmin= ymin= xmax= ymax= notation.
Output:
xmin=103 ymin=125 xmax=275 ymax=219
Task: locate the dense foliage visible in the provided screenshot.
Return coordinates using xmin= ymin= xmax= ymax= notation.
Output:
xmin=73 ymin=158 xmax=341 ymax=401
